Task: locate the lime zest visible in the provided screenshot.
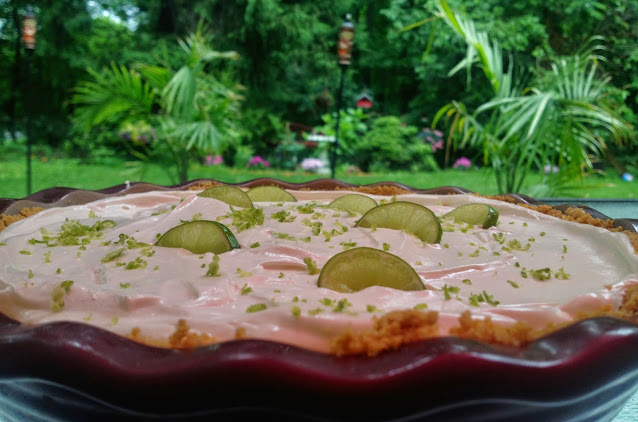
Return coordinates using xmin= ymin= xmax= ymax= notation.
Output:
xmin=297 ymin=203 xmax=318 ymax=214
xmin=271 ymin=210 xmax=296 ymax=222
xmin=555 ymin=267 xmax=571 ymax=280
xmin=246 ymin=303 xmax=267 ymax=313
xmin=206 ymin=255 xmax=220 ymax=277
xmin=274 ymin=232 xmax=296 ymax=241
xmin=101 ymin=248 xmax=125 ymax=263
xmin=291 ymin=305 xmax=301 ymax=317
xmin=469 ymin=290 xmax=500 ymax=306
xmin=236 ymin=267 xmax=253 ymax=278
xmin=335 ymin=298 xmax=352 ymax=312
xmin=225 ymin=206 xmax=265 ymax=233
xmin=304 ymin=257 xmax=319 ymax=275
xmin=302 ymin=219 xmax=323 ymax=236
xmin=340 ymin=241 xmax=357 ymax=250
xmin=51 ymin=280 xmax=74 ymax=312
xmin=442 ymin=284 xmax=460 ymax=300
xmin=124 ymin=257 xmax=148 ymax=270
xmin=240 ymin=284 xmax=253 ymax=295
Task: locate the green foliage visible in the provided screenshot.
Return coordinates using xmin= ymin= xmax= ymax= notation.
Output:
xmin=315 ymin=108 xmax=369 ymax=160
xmin=270 ymin=128 xmax=306 ymax=170
xmin=351 ymin=116 xmax=439 ymax=172
xmin=432 ymin=0 xmax=633 ymax=194
xmin=237 ymin=107 xmax=285 ymax=156
xmin=70 ymin=24 xmax=242 ymax=183
xmin=2 ymin=0 xmax=638 ymax=200
xmin=71 ymin=64 xmax=156 ymax=132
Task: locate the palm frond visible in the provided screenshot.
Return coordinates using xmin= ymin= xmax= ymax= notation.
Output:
xmin=436 ymin=0 xmax=504 ymax=94
xmin=169 ymin=120 xmax=225 ymax=152
xmin=162 ymin=66 xmax=196 ymax=118
xmin=70 ymin=63 xmax=155 ymax=131
xmin=135 ymin=64 xmax=173 ymax=93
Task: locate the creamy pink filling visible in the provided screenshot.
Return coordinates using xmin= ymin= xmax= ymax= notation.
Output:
xmin=0 ymin=190 xmax=636 ymax=352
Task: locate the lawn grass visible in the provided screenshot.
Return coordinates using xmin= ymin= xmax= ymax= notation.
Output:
xmin=1 ymin=156 xmax=636 ymax=199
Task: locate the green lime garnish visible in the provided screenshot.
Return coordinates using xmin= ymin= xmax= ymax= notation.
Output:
xmin=156 ymin=221 xmax=240 ymax=254
xmin=246 ymin=186 xmax=297 ymax=202
xmin=441 ymin=203 xmax=499 ymax=229
xmin=317 ymin=247 xmax=425 ymax=293
xmin=327 ymin=194 xmax=378 ymax=215
xmin=198 ymin=185 xmax=253 ymax=208
xmin=355 ymin=201 xmax=442 ymax=243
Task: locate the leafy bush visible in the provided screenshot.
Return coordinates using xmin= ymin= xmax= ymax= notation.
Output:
xmin=238 ymin=107 xmax=285 ymax=157
xmin=351 ymin=116 xmax=439 ymax=172
xmin=431 ymin=0 xmax=633 ymax=193
xmin=314 ymin=108 xmax=369 ymax=164
xmin=70 ymin=25 xmax=243 ymax=183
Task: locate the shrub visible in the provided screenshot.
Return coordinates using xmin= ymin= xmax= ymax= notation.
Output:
xmin=351 ymin=116 xmax=439 ymax=172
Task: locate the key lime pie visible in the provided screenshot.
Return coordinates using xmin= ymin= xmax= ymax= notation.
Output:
xmin=1 ymin=183 xmax=637 ymax=356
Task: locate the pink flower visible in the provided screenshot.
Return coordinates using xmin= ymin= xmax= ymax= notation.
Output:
xmin=431 ymin=140 xmax=444 ymax=152
xmin=203 ymin=155 xmax=223 ymax=166
xmin=453 ymin=157 xmax=471 ymax=169
xmin=247 ymin=156 xmax=270 ymax=168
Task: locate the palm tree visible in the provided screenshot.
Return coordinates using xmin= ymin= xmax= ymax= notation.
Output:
xmin=432 ymin=0 xmax=633 ymax=194
xmin=71 ymin=25 xmax=241 ymax=183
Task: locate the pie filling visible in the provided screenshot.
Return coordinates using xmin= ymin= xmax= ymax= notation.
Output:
xmin=0 ymin=189 xmax=636 ymax=355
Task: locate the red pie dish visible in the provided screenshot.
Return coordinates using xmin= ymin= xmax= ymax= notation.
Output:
xmin=0 ymin=179 xmax=637 ymax=422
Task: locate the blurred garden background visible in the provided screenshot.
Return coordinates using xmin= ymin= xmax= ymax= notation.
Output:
xmin=1 ymin=0 xmax=637 ymax=199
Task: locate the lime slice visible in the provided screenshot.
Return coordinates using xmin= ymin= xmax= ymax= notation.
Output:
xmin=198 ymin=185 xmax=253 ymax=208
xmin=327 ymin=194 xmax=378 ymax=215
xmin=246 ymin=186 xmax=297 ymax=202
xmin=317 ymin=247 xmax=425 ymax=293
xmin=441 ymin=203 xmax=499 ymax=229
xmin=355 ymin=202 xmax=442 ymax=243
xmin=156 ymin=221 xmax=240 ymax=254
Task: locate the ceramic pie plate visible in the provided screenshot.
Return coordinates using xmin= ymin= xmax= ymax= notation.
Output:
xmin=1 ymin=179 xmax=637 ymax=422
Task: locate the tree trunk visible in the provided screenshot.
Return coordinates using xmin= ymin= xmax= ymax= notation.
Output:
xmin=178 ymin=151 xmax=189 ymax=184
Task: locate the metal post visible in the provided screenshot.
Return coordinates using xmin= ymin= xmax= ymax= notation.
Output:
xmin=22 ymin=6 xmax=36 ymax=195
xmin=332 ymin=14 xmax=354 ymax=179
xmin=25 ymin=49 xmax=33 ymax=195
xmin=331 ymin=65 xmax=346 ymax=179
